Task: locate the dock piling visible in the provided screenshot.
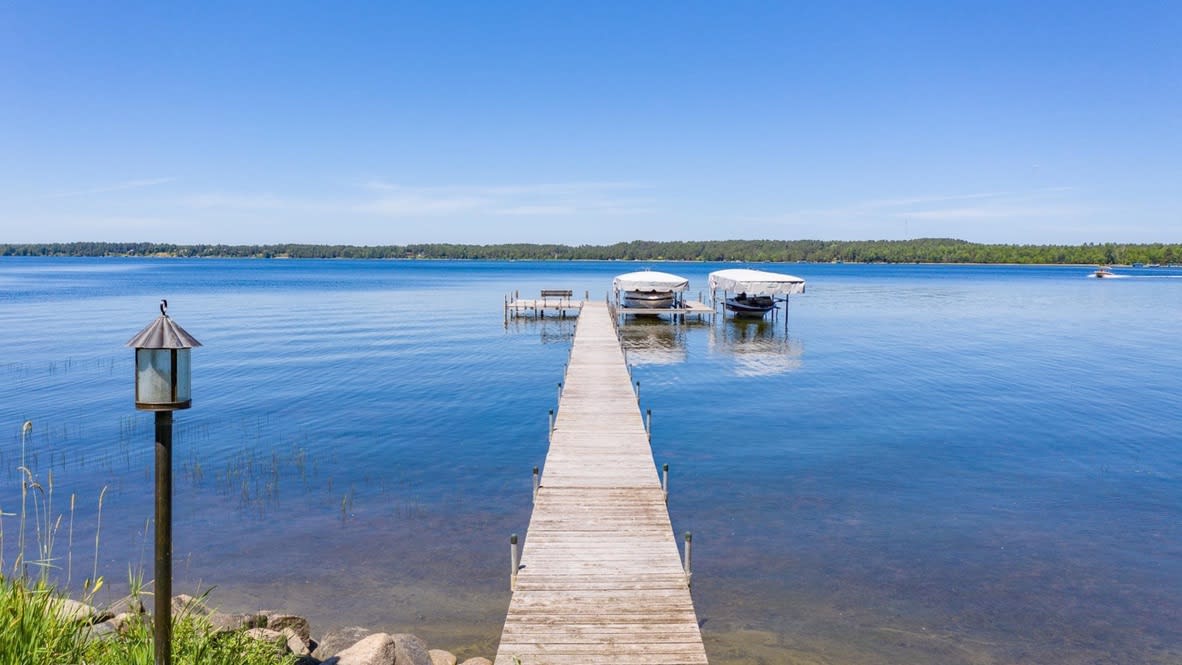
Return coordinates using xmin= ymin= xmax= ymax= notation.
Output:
xmin=510 ymin=534 xmax=520 ymax=590
xmin=646 ymin=409 xmax=652 ymax=441
xmin=532 ymin=466 xmax=539 ymax=501
xmin=662 ymin=463 xmax=669 ymax=503
xmin=683 ymin=531 xmax=693 ymax=586
xmin=548 ymin=409 xmax=554 ymax=441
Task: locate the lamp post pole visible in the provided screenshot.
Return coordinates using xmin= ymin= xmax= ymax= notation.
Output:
xmin=154 ymin=410 xmax=173 ymax=665
xmin=128 ymin=300 xmax=201 ymax=665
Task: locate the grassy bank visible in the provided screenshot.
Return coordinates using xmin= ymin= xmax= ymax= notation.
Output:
xmin=0 ymin=577 xmax=296 ymax=665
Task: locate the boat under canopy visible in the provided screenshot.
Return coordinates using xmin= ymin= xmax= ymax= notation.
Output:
xmin=613 ymin=270 xmax=690 ymax=309
xmin=707 ymin=268 xmax=806 ymax=296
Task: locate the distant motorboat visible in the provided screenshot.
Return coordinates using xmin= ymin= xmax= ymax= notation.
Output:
xmin=1092 ymin=266 xmax=1115 ymax=278
xmin=623 ymin=290 xmax=676 ymax=309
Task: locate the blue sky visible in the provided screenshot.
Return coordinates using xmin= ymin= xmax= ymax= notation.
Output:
xmin=2 ymin=2 xmax=1178 ymax=245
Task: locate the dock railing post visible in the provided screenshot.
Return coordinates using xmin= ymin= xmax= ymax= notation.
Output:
xmin=532 ymin=466 xmax=539 ymax=501
xmin=557 ymin=381 xmax=563 ymax=402
xmin=634 ymin=380 xmax=640 ymax=400
xmin=683 ymin=532 xmax=693 ymax=586
xmin=510 ymin=534 xmax=520 ymax=590
xmin=662 ymin=463 xmax=669 ymax=503
xmin=548 ymin=409 xmax=554 ymax=441
xmin=646 ymin=409 xmax=652 ymax=442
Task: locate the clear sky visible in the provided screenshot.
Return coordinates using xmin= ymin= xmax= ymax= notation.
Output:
xmin=2 ymin=2 xmax=1178 ymax=245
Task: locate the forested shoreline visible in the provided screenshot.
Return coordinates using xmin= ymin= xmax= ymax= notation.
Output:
xmin=2 ymin=239 xmax=1180 ymax=265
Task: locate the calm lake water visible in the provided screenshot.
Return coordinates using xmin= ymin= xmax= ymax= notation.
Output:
xmin=1 ymin=258 xmax=1179 ymax=664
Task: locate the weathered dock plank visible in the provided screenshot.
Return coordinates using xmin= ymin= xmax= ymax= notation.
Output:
xmin=495 ymin=302 xmax=708 ymax=665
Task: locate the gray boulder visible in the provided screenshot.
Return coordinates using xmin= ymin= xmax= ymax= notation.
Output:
xmin=282 ymin=626 xmax=313 ymax=657
xmin=245 ymin=627 xmax=291 ymax=657
xmin=82 ymin=620 xmax=119 ymax=643
xmin=50 ymin=597 xmax=96 ymax=623
xmin=428 ymin=649 xmax=457 ymax=665
xmin=111 ymin=611 xmax=148 ymax=635
xmin=391 ymin=634 xmax=432 ymax=665
xmin=333 ymin=632 xmax=396 ymax=665
xmin=267 ymin=612 xmax=312 ymax=642
xmin=104 ymin=594 xmax=144 ymax=618
xmin=207 ymin=612 xmax=268 ymax=634
xmin=315 ymin=626 xmax=374 ymax=659
xmin=171 ymin=594 xmax=211 ymax=617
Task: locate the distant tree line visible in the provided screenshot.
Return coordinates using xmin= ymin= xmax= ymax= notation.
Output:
xmin=2 ymin=239 xmax=1180 ymax=265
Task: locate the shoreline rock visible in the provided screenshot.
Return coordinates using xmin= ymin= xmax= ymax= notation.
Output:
xmin=55 ymin=591 xmax=489 ymax=665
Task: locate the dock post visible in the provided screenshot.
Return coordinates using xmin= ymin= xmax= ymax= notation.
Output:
xmin=683 ymin=532 xmax=693 ymax=586
xmin=646 ymin=409 xmax=652 ymax=441
xmin=532 ymin=466 xmax=540 ymax=501
xmin=548 ymin=409 xmax=554 ymax=441
xmin=510 ymin=534 xmax=520 ymax=590
xmin=662 ymin=463 xmax=669 ymax=503
xmin=635 ymin=380 xmax=640 ymax=401
xmin=557 ymin=382 xmax=563 ymax=402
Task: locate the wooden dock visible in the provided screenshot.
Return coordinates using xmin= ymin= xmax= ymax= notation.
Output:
xmin=506 ymin=290 xmax=584 ymax=319
xmin=611 ymin=300 xmax=715 ymax=321
xmin=495 ymin=301 xmax=708 ymax=665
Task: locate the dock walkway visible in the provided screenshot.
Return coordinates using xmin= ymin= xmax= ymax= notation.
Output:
xmin=495 ymin=301 xmax=708 ymax=665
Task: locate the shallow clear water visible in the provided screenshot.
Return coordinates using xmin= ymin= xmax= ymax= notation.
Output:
xmin=1 ymin=258 xmax=1179 ymax=663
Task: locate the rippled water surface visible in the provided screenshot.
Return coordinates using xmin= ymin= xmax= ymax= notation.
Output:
xmin=1 ymin=258 xmax=1179 ymax=663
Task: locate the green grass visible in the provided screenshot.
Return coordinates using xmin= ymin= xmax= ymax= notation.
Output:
xmin=0 ymin=577 xmax=89 ymax=665
xmin=0 ymin=576 xmax=298 ymax=665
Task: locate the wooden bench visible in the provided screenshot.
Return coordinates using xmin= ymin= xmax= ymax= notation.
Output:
xmin=540 ymin=289 xmax=573 ymax=306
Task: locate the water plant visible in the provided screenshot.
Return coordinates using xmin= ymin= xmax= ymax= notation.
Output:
xmin=2 ymin=420 xmax=295 ymax=664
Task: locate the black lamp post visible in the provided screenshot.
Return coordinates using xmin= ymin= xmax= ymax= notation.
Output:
xmin=127 ymin=300 xmax=201 ymax=665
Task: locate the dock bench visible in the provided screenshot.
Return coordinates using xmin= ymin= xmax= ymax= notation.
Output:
xmin=539 ymin=289 xmax=573 ymax=306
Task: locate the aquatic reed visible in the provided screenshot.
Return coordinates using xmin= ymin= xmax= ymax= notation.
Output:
xmin=2 ymin=420 xmax=293 ymax=664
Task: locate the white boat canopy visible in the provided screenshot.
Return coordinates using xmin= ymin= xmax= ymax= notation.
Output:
xmin=612 ymin=270 xmax=690 ymax=293
xmin=707 ymin=268 xmax=806 ymax=296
